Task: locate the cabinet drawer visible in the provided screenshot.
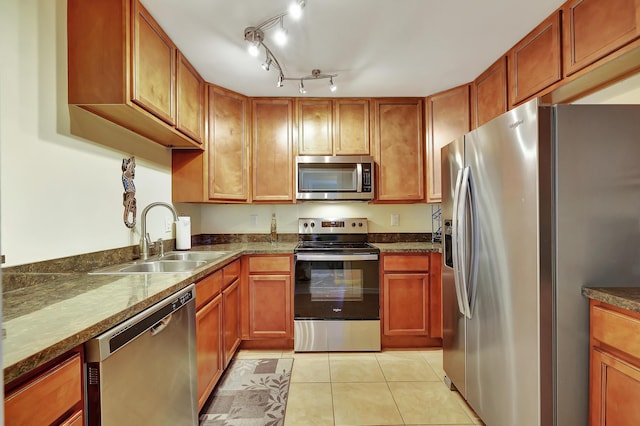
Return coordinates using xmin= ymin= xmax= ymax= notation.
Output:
xmin=6 ymin=353 xmax=82 ymax=426
xmin=383 ymin=255 xmax=430 ymax=272
xmin=592 ymin=305 xmax=640 ymax=359
xmin=196 ymin=270 xmax=222 ymax=309
xmin=223 ymin=259 xmax=240 ymax=287
xmin=249 ymin=256 xmax=291 ymax=273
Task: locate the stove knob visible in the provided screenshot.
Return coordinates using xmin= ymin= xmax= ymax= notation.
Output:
xmin=351 ymin=223 xmax=356 ymax=227
xmin=358 ymin=222 xmax=363 ymax=227
xmin=310 ymin=222 xmax=315 ymax=228
xmin=303 ymin=223 xmax=308 ymax=228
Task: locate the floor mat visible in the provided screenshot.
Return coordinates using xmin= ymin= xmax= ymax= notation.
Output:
xmin=200 ymin=358 xmax=293 ymax=426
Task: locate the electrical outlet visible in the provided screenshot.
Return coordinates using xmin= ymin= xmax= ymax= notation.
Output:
xmin=165 ymin=216 xmax=173 ymax=232
xmin=251 ymin=214 xmax=258 ymax=227
xmin=391 ymin=214 xmax=399 ymax=226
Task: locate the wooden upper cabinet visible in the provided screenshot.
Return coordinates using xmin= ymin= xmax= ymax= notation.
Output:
xmin=67 ymin=0 xmax=201 ymax=148
xmin=472 ymin=56 xmax=508 ymax=129
xmin=297 ymin=99 xmax=370 ymax=156
xmin=372 ymin=98 xmax=425 ymax=202
xmin=509 ymin=11 xmax=562 ymax=106
xmin=334 ymin=99 xmax=370 ymax=155
xmin=209 ymin=86 xmax=249 ymax=201
xmin=563 ymin=0 xmax=640 ymax=77
xmin=252 ymin=98 xmax=295 ymax=202
xmin=426 ymin=85 xmax=470 ymax=203
xmin=131 ymin=0 xmax=176 ymax=125
xmin=297 ymin=99 xmax=333 ymax=155
xmin=176 ymin=51 xmax=205 ymax=143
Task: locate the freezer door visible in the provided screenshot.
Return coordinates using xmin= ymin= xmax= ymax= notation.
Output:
xmin=464 ymin=100 xmax=542 ymax=426
xmin=441 ymin=137 xmax=467 ymax=397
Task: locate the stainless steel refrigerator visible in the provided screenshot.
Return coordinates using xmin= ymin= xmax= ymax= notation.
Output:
xmin=441 ymin=98 xmax=640 ymax=426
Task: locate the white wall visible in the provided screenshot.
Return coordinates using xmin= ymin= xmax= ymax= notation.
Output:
xmin=573 ymin=73 xmax=640 ymax=104
xmin=199 ymin=203 xmax=434 ymax=234
xmin=0 ymin=0 xmax=179 ymax=267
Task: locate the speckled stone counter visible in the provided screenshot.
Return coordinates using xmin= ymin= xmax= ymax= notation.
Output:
xmin=372 ymin=242 xmax=442 ymax=253
xmin=582 ymin=287 xmax=640 ymax=314
xmin=2 ymin=242 xmax=296 ymax=384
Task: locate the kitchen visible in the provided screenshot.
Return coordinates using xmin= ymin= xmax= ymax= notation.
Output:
xmin=2 ymin=0 xmax=640 ymax=425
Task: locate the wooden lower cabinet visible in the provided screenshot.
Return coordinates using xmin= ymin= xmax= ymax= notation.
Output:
xmin=589 ymin=300 xmax=640 ymax=425
xmin=241 ymin=255 xmax=293 ymax=345
xmin=196 ymin=292 xmax=223 ymax=410
xmin=223 ymin=278 xmax=241 ymax=367
xmin=5 ymin=348 xmax=84 ymax=426
xmin=195 ymin=261 xmax=242 ymax=410
xmin=381 ymin=253 xmax=442 ymax=348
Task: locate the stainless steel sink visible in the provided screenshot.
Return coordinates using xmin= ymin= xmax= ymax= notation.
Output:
xmin=89 ymin=251 xmax=232 ymax=275
xmin=118 ymin=260 xmax=207 ymax=273
xmin=158 ymin=251 xmax=231 ymax=262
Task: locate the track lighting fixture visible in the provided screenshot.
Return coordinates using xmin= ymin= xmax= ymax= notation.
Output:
xmin=243 ymin=1 xmax=338 ymax=93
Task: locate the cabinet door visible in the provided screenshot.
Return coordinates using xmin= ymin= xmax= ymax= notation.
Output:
xmin=5 ymin=353 xmax=83 ymax=426
xmin=334 ymin=99 xmax=370 ymax=155
xmin=472 ymin=56 xmax=508 ymax=128
xmin=297 ymin=99 xmax=333 ymax=155
xmin=509 ymin=12 xmax=562 ymax=106
xmin=176 ymin=51 xmax=205 ymax=143
xmin=252 ymin=99 xmax=295 ymax=202
xmin=426 ymin=85 xmax=470 ymax=203
xmin=223 ymin=279 xmax=241 ymax=367
xmin=131 ymin=0 xmax=176 ymax=125
xmin=563 ymin=0 xmax=640 ymax=77
xmin=429 ymin=252 xmax=443 ymax=338
xmin=590 ymin=348 xmax=640 ymax=425
xmin=196 ymin=294 xmax=222 ymax=410
xmin=373 ymin=98 xmax=424 ymax=202
xmin=248 ymin=275 xmax=292 ymax=337
xmin=209 ymin=86 xmax=249 ymax=201
xmin=383 ymin=273 xmax=430 ymax=335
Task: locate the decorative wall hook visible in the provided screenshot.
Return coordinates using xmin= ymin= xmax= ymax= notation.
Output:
xmin=122 ymin=156 xmax=137 ymax=228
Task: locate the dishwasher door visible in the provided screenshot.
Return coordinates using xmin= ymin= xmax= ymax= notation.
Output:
xmin=85 ymin=284 xmax=197 ymax=426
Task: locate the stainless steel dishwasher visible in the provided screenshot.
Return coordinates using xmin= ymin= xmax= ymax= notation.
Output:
xmin=85 ymin=284 xmax=197 ymax=426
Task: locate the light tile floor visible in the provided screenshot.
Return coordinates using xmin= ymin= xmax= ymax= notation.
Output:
xmin=234 ymin=349 xmax=485 ymax=426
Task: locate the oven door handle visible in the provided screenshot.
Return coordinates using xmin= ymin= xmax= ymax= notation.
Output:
xmin=295 ymin=253 xmax=379 ymax=261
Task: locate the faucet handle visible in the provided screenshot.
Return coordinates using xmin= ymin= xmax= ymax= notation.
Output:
xmin=156 ymin=238 xmax=164 ymax=257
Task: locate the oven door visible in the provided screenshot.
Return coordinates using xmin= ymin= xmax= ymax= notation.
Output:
xmin=294 ymin=253 xmax=379 ymax=320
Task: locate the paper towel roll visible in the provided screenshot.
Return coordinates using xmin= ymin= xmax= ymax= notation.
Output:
xmin=176 ymin=216 xmax=191 ymax=250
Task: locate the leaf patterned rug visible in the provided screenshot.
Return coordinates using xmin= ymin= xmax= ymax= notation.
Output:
xmin=199 ymin=358 xmax=293 ymax=426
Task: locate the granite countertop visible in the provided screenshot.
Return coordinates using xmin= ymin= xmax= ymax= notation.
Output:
xmin=372 ymin=242 xmax=442 ymax=253
xmin=2 ymin=242 xmax=296 ymax=384
xmin=582 ymin=287 xmax=640 ymax=314
xmin=2 ymin=240 xmax=437 ymax=384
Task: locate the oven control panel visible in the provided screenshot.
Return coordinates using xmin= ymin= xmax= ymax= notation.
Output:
xmin=298 ymin=218 xmax=368 ymax=234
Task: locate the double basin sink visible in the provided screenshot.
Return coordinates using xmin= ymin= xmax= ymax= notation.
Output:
xmin=90 ymin=251 xmax=231 ymax=275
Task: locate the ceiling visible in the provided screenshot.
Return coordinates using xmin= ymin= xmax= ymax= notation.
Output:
xmin=141 ymin=0 xmax=565 ymax=98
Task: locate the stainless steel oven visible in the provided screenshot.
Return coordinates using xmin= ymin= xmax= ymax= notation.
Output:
xmin=294 ymin=218 xmax=380 ymax=352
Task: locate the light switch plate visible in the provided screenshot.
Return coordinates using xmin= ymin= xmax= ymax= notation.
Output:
xmin=164 ymin=216 xmax=173 ymax=232
xmin=391 ymin=214 xmax=399 ymax=226
xmin=251 ymin=214 xmax=258 ymax=227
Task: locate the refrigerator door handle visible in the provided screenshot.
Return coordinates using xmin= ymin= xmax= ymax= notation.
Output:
xmin=465 ymin=167 xmax=480 ymax=319
xmin=457 ymin=166 xmax=472 ymax=319
xmin=451 ymin=168 xmax=466 ymax=316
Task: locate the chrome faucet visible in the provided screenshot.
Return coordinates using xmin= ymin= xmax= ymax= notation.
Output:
xmin=140 ymin=202 xmax=178 ymax=260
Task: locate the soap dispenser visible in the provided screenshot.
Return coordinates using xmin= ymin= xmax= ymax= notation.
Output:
xmin=270 ymin=213 xmax=277 ymax=244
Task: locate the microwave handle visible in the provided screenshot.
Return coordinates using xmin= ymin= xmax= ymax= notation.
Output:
xmin=357 ymin=163 xmax=362 ymax=192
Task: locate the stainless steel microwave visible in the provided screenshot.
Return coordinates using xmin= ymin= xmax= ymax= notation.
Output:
xmin=296 ymin=155 xmax=375 ymax=201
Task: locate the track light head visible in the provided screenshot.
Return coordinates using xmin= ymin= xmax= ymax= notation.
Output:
xmin=298 ymin=80 xmax=306 ymax=94
xmin=274 ymin=18 xmax=288 ymax=46
xmin=277 ymin=74 xmax=284 ymax=87
xmin=329 ymin=77 xmax=337 ymax=92
xmin=261 ymin=57 xmax=272 ymax=71
xmin=288 ymin=1 xmax=304 ymax=20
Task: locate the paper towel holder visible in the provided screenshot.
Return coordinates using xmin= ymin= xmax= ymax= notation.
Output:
xmin=176 ymin=216 xmax=192 ymax=250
